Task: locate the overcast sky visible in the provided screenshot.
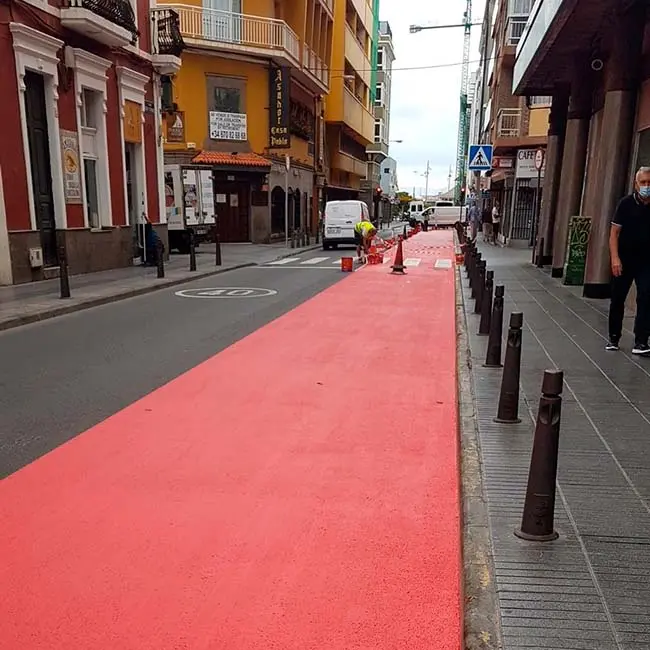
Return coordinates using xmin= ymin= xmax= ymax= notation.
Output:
xmin=381 ymin=0 xmax=486 ymax=197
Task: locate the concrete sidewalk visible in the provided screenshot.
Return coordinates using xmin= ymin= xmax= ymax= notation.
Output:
xmin=0 ymin=242 xmax=319 ymax=331
xmin=462 ymin=243 xmax=650 ymax=649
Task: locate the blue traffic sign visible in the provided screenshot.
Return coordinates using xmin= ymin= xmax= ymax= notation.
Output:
xmin=468 ymin=144 xmax=493 ymax=171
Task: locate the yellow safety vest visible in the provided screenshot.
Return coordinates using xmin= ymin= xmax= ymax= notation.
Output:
xmin=355 ymin=221 xmax=375 ymax=236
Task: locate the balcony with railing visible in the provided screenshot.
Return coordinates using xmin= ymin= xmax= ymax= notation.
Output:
xmin=167 ymin=4 xmax=300 ymax=66
xmin=506 ymin=16 xmax=528 ymax=47
xmin=301 ymin=46 xmax=329 ymax=91
xmin=496 ymin=108 xmax=521 ymax=138
xmin=342 ymin=86 xmax=374 ymax=144
xmin=61 ymin=0 xmax=138 ymax=47
xmin=151 ymin=7 xmax=186 ymax=74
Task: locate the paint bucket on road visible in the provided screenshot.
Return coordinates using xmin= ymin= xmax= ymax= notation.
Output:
xmin=341 ymin=257 xmax=354 ymax=272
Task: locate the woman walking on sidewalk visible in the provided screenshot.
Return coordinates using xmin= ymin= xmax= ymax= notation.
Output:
xmin=607 ymin=167 xmax=650 ymax=355
xmin=491 ymin=202 xmax=501 ymax=245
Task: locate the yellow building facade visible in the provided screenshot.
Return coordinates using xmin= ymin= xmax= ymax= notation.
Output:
xmin=159 ymin=0 xmax=333 ymax=243
xmin=324 ymin=0 xmax=375 ymax=199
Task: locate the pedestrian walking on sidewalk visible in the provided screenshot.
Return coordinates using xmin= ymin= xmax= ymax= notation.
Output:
xmin=468 ymin=202 xmax=480 ymax=241
xmin=607 ymin=167 xmax=650 ymax=355
xmin=481 ymin=205 xmax=493 ymax=243
xmin=491 ymin=202 xmax=501 ymax=245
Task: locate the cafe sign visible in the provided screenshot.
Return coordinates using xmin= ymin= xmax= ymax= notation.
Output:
xmin=269 ymin=65 xmax=290 ymax=148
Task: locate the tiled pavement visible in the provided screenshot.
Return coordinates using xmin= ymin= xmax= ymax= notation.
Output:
xmin=0 ymin=242 xmax=319 ymax=331
xmin=463 ymin=244 xmax=650 ymax=650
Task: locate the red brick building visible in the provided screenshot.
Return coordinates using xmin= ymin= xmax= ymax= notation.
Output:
xmin=0 ymin=0 xmax=183 ymax=284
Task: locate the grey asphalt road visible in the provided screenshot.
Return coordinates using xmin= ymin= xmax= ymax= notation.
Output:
xmin=0 ymin=252 xmax=349 ymax=478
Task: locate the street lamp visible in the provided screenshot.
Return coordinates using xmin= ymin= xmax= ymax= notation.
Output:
xmin=409 ymin=22 xmax=480 ymax=33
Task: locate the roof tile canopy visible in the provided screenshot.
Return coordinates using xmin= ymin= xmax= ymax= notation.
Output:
xmin=191 ymin=151 xmax=271 ymax=167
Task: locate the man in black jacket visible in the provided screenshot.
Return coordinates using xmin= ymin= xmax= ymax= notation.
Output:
xmin=607 ymin=167 xmax=650 ymax=354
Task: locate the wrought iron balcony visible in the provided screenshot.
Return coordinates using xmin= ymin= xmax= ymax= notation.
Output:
xmin=62 ymin=0 xmax=139 ymax=47
xmin=152 ymin=8 xmax=186 ymax=57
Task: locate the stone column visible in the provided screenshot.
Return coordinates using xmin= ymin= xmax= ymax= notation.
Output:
xmin=551 ymin=74 xmax=592 ymax=277
xmin=583 ymin=2 xmax=646 ymax=298
xmin=536 ymin=91 xmax=569 ymax=265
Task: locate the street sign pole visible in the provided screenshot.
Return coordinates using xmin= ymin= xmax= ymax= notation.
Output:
xmin=285 ymin=155 xmax=290 ymax=248
xmin=531 ymin=148 xmax=545 ymax=260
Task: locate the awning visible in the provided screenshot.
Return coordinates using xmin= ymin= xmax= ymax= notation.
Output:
xmin=191 ymin=151 xmax=271 ymax=168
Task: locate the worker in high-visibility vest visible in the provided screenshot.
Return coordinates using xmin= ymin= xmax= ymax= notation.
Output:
xmin=354 ymin=218 xmax=377 ymax=259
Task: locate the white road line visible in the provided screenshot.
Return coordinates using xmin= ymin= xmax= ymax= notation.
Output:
xmin=434 ymin=259 xmax=452 ymax=269
xmin=301 ymin=257 xmax=330 ymax=265
xmin=267 ymin=258 xmax=300 ymax=265
xmin=403 ymin=258 xmax=421 ymax=267
xmin=258 ymin=266 xmax=339 ymax=270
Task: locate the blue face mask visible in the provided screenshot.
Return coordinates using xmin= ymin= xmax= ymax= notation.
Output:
xmin=639 ymin=186 xmax=650 ymax=199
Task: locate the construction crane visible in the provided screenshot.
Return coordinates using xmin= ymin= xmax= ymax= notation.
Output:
xmin=455 ymin=0 xmax=473 ymax=206
xmin=410 ymin=5 xmax=479 ymax=206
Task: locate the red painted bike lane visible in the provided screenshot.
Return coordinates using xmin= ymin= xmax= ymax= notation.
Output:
xmin=0 ymin=231 xmax=462 ymax=649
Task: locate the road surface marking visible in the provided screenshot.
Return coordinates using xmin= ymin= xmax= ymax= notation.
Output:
xmin=404 ymin=258 xmax=421 ymax=267
xmin=267 ymin=258 xmax=300 ymax=265
xmin=434 ymin=259 xmax=452 ymax=269
xmin=258 ymin=266 xmax=339 ymax=270
xmin=175 ymin=287 xmax=278 ymax=298
xmin=301 ymin=257 xmax=330 ymax=265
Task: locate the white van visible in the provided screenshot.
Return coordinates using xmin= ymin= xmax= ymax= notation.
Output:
xmin=408 ymin=200 xmax=425 ymax=223
xmin=322 ymin=200 xmax=370 ymax=250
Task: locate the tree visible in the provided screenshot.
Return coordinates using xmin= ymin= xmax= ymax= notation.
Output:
xmin=396 ymin=191 xmax=412 ymax=205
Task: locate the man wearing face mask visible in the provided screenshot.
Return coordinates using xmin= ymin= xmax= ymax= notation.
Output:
xmin=607 ymin=167 xmax=650 ymax=354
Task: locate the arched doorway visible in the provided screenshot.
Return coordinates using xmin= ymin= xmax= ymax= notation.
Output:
xmin=271 ymin=186 xmax=285 ymax=235
xmin=294 ymin=189 xmax=301 ymax=231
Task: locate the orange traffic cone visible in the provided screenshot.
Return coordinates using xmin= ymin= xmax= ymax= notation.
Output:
xmin=391 ymin=238 xmax=406 ymax=274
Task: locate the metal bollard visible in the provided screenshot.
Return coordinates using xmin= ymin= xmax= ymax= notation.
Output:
xmin=58 ymin=244 xmax=71 ymax=299
xmin=466 ymin=243 xmax=475 ymax=279
xmin=315 ymin=224 xmax=320 ymax=244
xmin=536 ymin=237 xmax=544 ymax=268
xmin=484 ymin=285 xmax=505 ymax=368
xmin=290 ymin=231 xmax=295 ymax=248
xmin=474 ymin=261 xmax=486 ymax=314
xmin=215 ymin=232 xmax=222 ymax=266
xmin=494 ymin=312 xmax=524 ymax=423
xmin=189 ymin=229 xmax=197 ymax=272
xmin=479 ymin=270 xmax=494 ymax=335
xmin=156 ymin=239 xmax=165 ymax=279
xmin=515 ymin=369 xmax=564 ymax=542
xmin=305 ymin=230 xmax=310 ymax=246
xmin=470 ymin=253 xmax=482 ymax=298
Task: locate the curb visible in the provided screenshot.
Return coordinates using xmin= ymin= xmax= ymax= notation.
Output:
xmin=455 ymin=264 xmax=503 ymax=650
xmin=0 ymin=244 xmax=323 ymax=333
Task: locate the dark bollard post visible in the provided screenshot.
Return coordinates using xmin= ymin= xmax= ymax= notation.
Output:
xmin=215 ymin=232 xmax=222 ymax=266
xmin=536 ymin=238 xmax=544 ymax=268
xmin=515 ymin=370 xmax=564 ymax=542
xmin=58 ymin=244 xmax=71 ymax=299
xmin=474 ymin=261 xmax=486 ymax=314
xmin=290 ymin=230 xmax=295 ymax=249
xmin=466 ymin=244 xmax=475 ymax=279
xmin=403 ymin=225 xmax=407 ymax=238
xmin=189 ymin=229 xmax=197 ymax=272
xmin=484 ymin=285 xmax=505 ymax=368
xmin=465 ymin=243 xmax=472 ymax=272
xmin=494 ymin=312 xmax=524 ymax=423
xmin=470 ymin=253 xmax=482 ymax=298
xmin=479 ymin=270 xmax=494 ymax=335
xmin=156 ymin=239 xmax=165 ymax=279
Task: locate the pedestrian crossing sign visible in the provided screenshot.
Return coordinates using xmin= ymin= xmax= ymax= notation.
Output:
xmin=468 ymin=144 xmax=493 ymax=171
